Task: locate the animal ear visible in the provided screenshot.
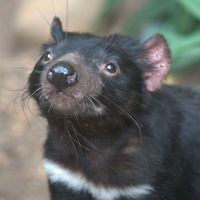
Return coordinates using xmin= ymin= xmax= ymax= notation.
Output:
xmin=141 ymin=34 xmax=171 ymax=92
xmin=51 ymin=17 xmax=65 ymax=42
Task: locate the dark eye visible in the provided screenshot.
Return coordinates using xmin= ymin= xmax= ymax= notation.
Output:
xmin=41 ymin=51 xmax=52 ymax=65
xmin=105 ymin=63 xmax=117 ymax=74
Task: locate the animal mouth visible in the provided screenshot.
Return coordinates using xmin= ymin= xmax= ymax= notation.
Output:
xmin=41 ymin=86 xmax=104 ymax=116
xmin=43 ymin=90 xmax=78 ymax=101
xmin=42 ymin=88 xmax=83 ymax=112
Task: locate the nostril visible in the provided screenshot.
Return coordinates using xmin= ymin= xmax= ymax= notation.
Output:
xmin=46 ymin=62 xmax=78 ymax=90
xmin=47 ymin=71 xmax=53 ymax=81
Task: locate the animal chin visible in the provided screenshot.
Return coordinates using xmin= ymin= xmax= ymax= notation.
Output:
xmin=42 ymin=90 xmax=104 ymax=117
xmin=42 ymin=91 xmax=80 ymax=113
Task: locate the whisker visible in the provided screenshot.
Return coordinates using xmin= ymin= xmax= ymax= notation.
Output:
xmin=20 ymin=89 xmax=39 ymax=115
xmin=17 ymin=89 xmax=36 ymax=133
xmin=81 ymin=92 xmax=99 ymax=119
xmin=89 ymin=95 xmax=110 ymax=116
xmin=35 ymin=0 xmax=51 ymax=29
xmin=65 ymin=0 xmax=69 ymax=41
xmin=0 ymin=84 xmax=28 ymax=92
xmin=35 ymin=0 xmax=63 ymax=43
xmin=69 ymin=122 xmax=101 ymax=153
xmin=30 ymin=87 xmax=43 ymax=97
xmin=23 ymin=53 xmax=38 ymax=61
xmin=15 ymin=67 xmax=32 ymax=71
xmin=47 ymin=102 xmax=52 ymax=114
xmin=21 ymin=101 xmax=34 ymax=132
xmin=51 ymin=0 xmax=56 ymax=16
xmin=34 ymin=70 xmax=43 ymax=74
xmin=65 ymin=122 xmax=78 ymax=162
xmin=50 ymin=0 xmax=64 ymax=42
xmin=103 ymin=33 xmax=115 ymax=51
xmin=103 ymin=89 xmax=143 ymax=144
xmin=68 ymin=122 xmax=91 ymax=152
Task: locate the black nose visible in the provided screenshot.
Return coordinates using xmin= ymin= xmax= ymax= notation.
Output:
xmin=47 ymin=62 xmax=77 ymax=90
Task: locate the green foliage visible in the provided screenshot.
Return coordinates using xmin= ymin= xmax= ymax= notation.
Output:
xmin=178 ymin=0 xmax=200 ymax=19
xmin=93 ymin=0 xmax=122 ymax=32
xmin=95 ymin=0 xmax=200 ymax=74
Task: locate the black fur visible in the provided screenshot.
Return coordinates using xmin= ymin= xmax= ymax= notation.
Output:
xmin=28 ymin=17 xmax=200 ymax=200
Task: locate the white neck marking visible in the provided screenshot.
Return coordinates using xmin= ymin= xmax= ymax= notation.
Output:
xmin=44 ymin=159 xmax=153 ymax=200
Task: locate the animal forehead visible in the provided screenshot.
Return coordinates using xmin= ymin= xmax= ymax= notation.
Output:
xmin=50 ymin=34 xmax=138 ymax=64
xmin=55 ymin=34 xmax=135 ymax=52
xmin=57 ymin=35 xmax=103 ymax=49
xmin=52 ymin=42 xmax=118 ymax=63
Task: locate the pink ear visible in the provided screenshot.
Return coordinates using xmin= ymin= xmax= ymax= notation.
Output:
xmin=142 ymin=34 xmax=171 ymax=92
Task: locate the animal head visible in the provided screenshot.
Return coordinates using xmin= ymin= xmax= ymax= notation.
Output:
xmin=29 ymin=17 xmax=171 ymax=119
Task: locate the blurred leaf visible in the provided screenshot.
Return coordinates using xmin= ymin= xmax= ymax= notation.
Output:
xmin=165 ymin=31 xmax=200 ymax=53
xmin=161 ymin=30 xmax=200 ymax=73
xmin=168 ymin=5 xmax=196 ymax=34
xmin=172 ymin=47 xmax=200 ymax=72
xmin=123 ymin=0 xmax=171 ymax=35
xmin=177 ymin=0 xmax=200 ymax=19
xmin=93 ymin=0 xmax=122 ymax=32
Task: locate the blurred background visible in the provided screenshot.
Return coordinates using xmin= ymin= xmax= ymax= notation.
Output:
xmin=0 ymin=0 xmax=199 ymax=199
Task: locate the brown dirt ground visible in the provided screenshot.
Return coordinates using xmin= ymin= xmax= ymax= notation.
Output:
xmin=0 ymin=50 xmax=49 ymax=200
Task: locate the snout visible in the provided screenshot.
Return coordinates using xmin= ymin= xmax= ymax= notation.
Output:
xmin=46 ymin=62 xmax=78 ymax=91
xmin=39 ymin=54 xmax=103 ymax=114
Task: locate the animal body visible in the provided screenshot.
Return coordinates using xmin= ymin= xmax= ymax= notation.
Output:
xmin=28 ymin=17 xmax=200 ymax=200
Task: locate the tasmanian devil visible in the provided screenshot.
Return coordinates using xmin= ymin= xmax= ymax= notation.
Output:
xmin=28 ymin=17 xmax=200 ymax=200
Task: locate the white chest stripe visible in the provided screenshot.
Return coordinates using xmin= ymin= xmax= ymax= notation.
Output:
xmin=44 ymin=159 xmax=153 ymax=200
